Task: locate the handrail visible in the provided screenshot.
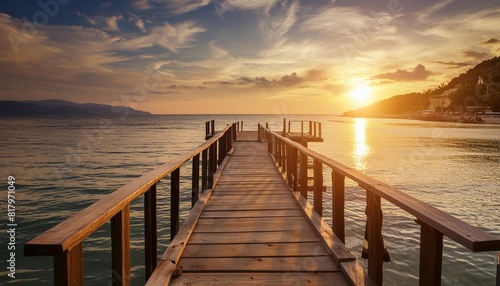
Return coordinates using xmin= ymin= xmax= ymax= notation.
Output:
xmin=262 ymin=125 xmax=500 ymax=285
xmin=24 ymin=121 xmax=240 ymax=285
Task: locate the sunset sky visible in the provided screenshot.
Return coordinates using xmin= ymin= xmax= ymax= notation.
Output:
xmin=1 ymin=0 xmax=499 ymax=114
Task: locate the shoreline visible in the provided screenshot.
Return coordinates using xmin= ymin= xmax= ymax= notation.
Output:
xmin=341 ymin=114 xmax=500 ymax=124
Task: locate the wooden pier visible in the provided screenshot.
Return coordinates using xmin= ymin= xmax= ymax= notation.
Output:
xmin=147 ymin=131 xmax=364 ymax=285
xmin=24 ymin=120 xmax=500 ymax=286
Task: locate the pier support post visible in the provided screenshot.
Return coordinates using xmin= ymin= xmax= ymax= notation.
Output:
xmin=417 ymin=219 xmax=443 ymax=286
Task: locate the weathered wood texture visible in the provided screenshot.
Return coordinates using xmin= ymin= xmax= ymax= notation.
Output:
xmin=169 ymin=132 xmax=355 ymax=285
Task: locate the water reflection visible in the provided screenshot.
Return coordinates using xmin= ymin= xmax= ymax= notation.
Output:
xmin=352 ymin=118 xmax=370 ymax=171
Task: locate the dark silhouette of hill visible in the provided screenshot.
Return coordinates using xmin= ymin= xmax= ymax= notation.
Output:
xmin=343 ymin=56 xmax=500 ymax=117
xmin=0 ymin=100 xmax=151 ymax=116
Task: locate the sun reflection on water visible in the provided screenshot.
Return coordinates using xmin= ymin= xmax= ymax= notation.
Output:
xmin=352 ymin=118 xmax=370 ymax=171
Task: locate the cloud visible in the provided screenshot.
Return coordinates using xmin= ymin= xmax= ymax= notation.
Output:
xmin=214 ymin=0 xmax=279 ymax=18
xmin=483 ymin=38 xmax=500 ymax=45
xmin=463 ymin=49 xmax=491 ymax=61
xmin=434 ymin=61 xmax=471 ymax=68
xmin=373 ymin=64 xmax=433 ymax=82
xmin=133 ymin=0 xmax=153 ymax=10
xmin=76 ymin=12 xmax=124 ymax=32
xmin=205 ymin=72 xmax=306 ymax=88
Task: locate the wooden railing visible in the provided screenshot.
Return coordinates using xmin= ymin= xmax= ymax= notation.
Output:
xmin=283 ymin=118 xmax=321 ymax=139
xmin=24 ymin=122 xmax=240 ymax=286
xmin=260 ymin=124 xmax=500 ymax=286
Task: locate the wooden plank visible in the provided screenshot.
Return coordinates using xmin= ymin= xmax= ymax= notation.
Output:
xmin=194 ymin=219 xmax=312 ymax=233
xmin=207 ymin=196 xmax=295 ymax=204
xmin=178 ymin=256 xmax=339 ymax=272
xmin=182 ymin=242 xmax=330 ymax=258
xmin=200 ymin=209 xmax=303 ymax=218
xmin=203 ymin=204 xmax=298 ymax=211
xmin=170 ymin=272 xmax=349 ymax=286
xmin=188 ymin=230 xmax=321 ymax=244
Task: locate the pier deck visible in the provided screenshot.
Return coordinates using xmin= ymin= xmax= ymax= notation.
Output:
xmin=168 ymin=131 xmax=353 ymax=285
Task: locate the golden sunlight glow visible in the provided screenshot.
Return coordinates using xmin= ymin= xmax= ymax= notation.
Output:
xmin=352 ymin=118 xmax=370 ymax=171
xmin=349 ymin=79 xmax=372 ymax=103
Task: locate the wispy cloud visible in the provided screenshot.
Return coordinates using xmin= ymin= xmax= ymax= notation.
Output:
xmin=122 ymin=21 xmax=205 ymax=52
xmin=132 ymin=0 xmax=211 ymax=14
xmin=259 ymin=0 xmax=299 ymax=47
xmin=76 ymin=12 xmax=124 ymax=32
xmin=127 ymin=12 xmax=148 ymax=32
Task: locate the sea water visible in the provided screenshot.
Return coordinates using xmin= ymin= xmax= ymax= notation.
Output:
xmin=0 ymin=114 xmax=498 ymax=285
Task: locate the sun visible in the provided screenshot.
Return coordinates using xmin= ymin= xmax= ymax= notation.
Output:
xmin=349 ymin=79 xmax=372 ymax=102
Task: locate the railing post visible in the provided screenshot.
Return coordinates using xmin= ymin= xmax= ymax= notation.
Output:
xmin=366 ymin=190 xmax=384 ymax=285
xmin=201 ymin=149 xmax=208 ymax=189
xmin=300 ymin=150 xmax=308 ymax=198
xmin=208 ymin=143 xmax=216 ymax=188
xmin=211 ymin=120 xmax=215 ymax=136
xmin=111 ymin=204 xmax=131 ymax=286
xmin=267 ymin=131 xmax=272 ymax=154
xmin=276 ymin=139 xmax=281 ymax=168
xmin=144 ymin=184 xmax=157 ymax=280
xmin=218 ymin=135 xmax=224 ymax=165
xmin=292 ymin=147 xmax=298 ymax=192
xmin=313 ymin=159 xmax=323 ymax=216
xmin=171 ymin=168 xmax=180 ymax=239
xmin=281 ymin=140 xmax=286 ymax=174
xmin=54 ymin=242 xmax=83 ymax=286
xmin=497 ymin=251 xmax=499 ymax=286
xmin=283 ymin=118 xmax=286 ymax=135
xmin=192 ymin=154 xmax=200 ymax=207
xmin=258 ymin=124 xmax=262 ymax=142
xmin=417 ymin=219 xmax=443 ymax=286
xmin=309 ymin=121 xmax=312 ymax=135
xmin=332 ymin=171 xmax=346 ymax=244
xmin=287 ymin=144 xmax=293 ymax=188
xmin=318 ymin=122 xmax=322 ymax=139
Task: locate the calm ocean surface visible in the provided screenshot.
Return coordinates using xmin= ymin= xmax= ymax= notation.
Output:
xmin=0 ymin=114 xmax=499 ymax=285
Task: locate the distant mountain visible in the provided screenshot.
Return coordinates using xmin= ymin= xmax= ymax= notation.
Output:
xmin=343 ymin=57 xmax=500 ymax=117
xmin=0 ymin=100 xmax=151 ymax=116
